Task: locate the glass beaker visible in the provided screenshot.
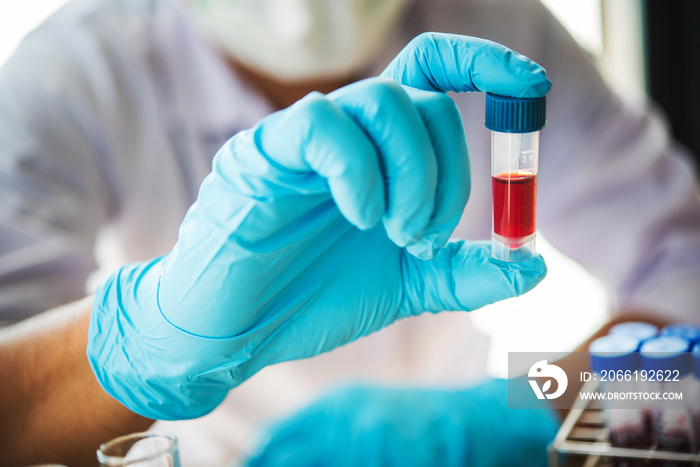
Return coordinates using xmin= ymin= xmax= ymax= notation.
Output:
xmin=97 ymin=432 xmax=180 ymax=467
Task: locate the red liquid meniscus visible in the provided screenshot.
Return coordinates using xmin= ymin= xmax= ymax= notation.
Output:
xmin=492 ymin=171 xmax=537 ymax=239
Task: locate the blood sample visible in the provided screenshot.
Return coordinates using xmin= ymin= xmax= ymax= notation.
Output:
xmin=640 ymin=336 xmax=695 ymax=463
xmin=589 ymin=335 xmax=649 ymax=467
xmin=492 ymin=171 xmax=537 ymax=240
xmin=485 ymin=94 xmax=546 ymax=261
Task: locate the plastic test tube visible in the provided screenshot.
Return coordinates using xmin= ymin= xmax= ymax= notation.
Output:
xmin=692 ymin=344 xmax=700 ymax=451
xmin=589 ymin=334 xmax=650 ymax=456
xmin=485 ymin=94 xmax=547 ymax=261
xmin=640 ymin=336 xmax=695 ymax=455
xmin=608 ymin=322 xmax=659 ymax=443
xmin=609 ymin=322 xmax=659 ymax=345
xmin=661 ymin=323 xmax=700 ymax=346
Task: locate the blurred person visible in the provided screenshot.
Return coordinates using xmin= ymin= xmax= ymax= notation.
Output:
xmin=0 ymin=33 xmax=552 ymax=463
xmin=0 ymin=3 xmax=555 ymax=465
xmin=0 ymin=0 xmax=699 ymax=466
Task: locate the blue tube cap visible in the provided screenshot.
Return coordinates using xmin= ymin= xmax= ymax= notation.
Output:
xmin=661 ymin=323 xmax=700 ymax=345
xmin=485 ymin=94 xmax=546 ymax=133
xmin=589 ymin=335 xmax=641 ymax=373
xmin=608 ymin=322 xmax=658 ymax=344
xmin=693 ymin=343 xmax=700 ymax=380
xmin=640 ymin=336 xmax=692 ymax=377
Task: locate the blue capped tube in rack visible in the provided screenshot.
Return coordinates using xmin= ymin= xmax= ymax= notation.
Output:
xmin=661 ymin=323 xmax=700 ymax=346
xmin=692 ymin=344 xmax=700 ymax=451
xmin=640 ymin=336 xmax=695 ymax=454
xmin=589 ymin=335 xmax=649 ymax=451
xmin=608 ymin=322 xmax=658 ymax=345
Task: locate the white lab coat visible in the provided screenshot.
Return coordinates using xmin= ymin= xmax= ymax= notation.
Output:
xmin=1 ymin=0 xmax=699 ymax=464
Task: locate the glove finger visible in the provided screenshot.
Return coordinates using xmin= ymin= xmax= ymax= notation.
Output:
xmin=402 ymin=86 xmax=470 ymax=260
xmin=260 ymin=92 xmax=385 ymax=230
xmin=330 ymin=78 xmax=438 ymax=247
xmin=400 ymin=240 xmax=547 ymax=314
xmin=380 ymin=32 xmax=551 ymax=97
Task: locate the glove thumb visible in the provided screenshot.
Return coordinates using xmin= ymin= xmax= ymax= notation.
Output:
xmin=400 ymin=240 xmax=547 ymax=315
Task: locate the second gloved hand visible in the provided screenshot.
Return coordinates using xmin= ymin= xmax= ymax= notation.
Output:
xmin=87 ymin=33 xmax=551 ymax=420
xmin=245 ymin=379 xmax=560 ymax=467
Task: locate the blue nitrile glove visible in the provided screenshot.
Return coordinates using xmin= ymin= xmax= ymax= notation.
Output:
xmin=87 ymin=33 xmax=552 ymax=420
xmin=245 ymin=379 xmax=560 ymax=467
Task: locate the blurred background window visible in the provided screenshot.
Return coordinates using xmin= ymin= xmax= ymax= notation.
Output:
xmin=643 ymin=0 xmax=700 ymax=171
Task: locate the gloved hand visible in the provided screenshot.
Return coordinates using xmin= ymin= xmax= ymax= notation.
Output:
xmin=245 ymin=379 xmax=560 ymax=467
xmin=87 ymin=33 xmax=552 ymax=420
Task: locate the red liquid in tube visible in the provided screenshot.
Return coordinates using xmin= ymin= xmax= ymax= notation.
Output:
xmin=492 ymin=171 xmax=537 ymax=240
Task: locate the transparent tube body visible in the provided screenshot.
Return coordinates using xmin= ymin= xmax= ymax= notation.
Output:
xmin=648 ymin=375 xmax=696 ymax=454
xmin=694 ymin=348 xmax=700 ymax=451
xmin=693 ymin=374 xmax=700 ymax=450
xmin=598 ymin=376 xmax=651 ymax=454
xmin=491 ymin=130 xmax=539 ymax=261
